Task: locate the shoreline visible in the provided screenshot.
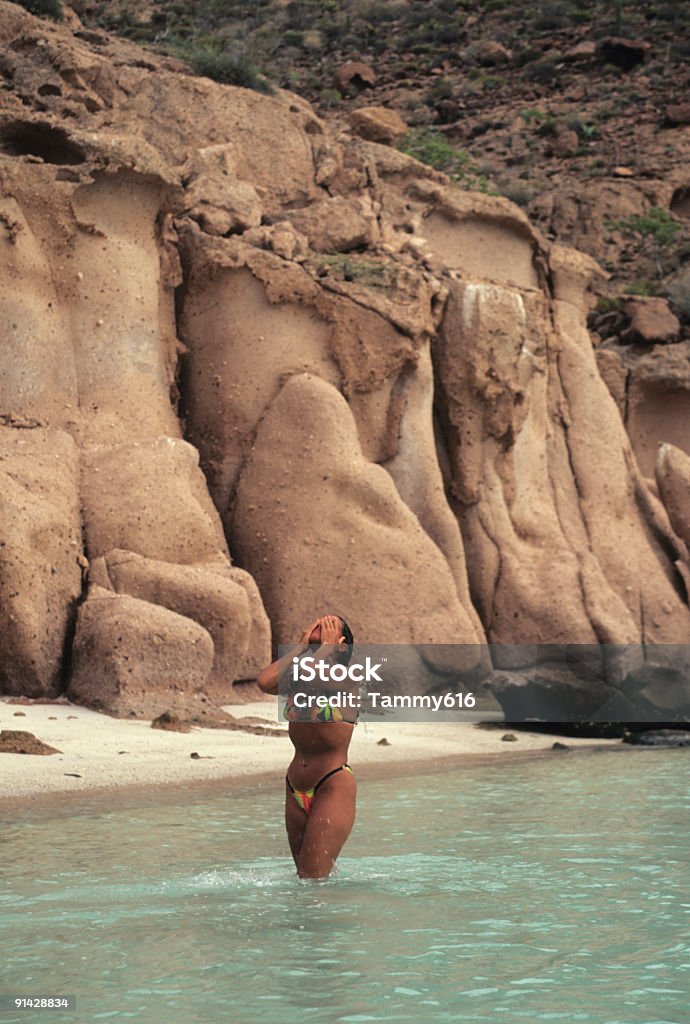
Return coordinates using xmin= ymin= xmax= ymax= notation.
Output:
xmin=1 ymin=743 xmax=635 ymax=819
xmin=0 ymin=696 xmax=631 ymax=816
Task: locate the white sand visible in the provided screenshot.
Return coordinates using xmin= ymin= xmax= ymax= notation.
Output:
xmin=0 ymin=696 xmax=624 ymax=804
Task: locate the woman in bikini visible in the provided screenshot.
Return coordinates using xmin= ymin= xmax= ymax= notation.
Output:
xmin=257 ymin=614 xmax=357 ymax=879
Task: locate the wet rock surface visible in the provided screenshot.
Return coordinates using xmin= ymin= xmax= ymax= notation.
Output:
xmin=623 ymin=729 xmax=690 ymax=748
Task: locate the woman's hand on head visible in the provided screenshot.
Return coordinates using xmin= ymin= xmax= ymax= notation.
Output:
xmin=319 ymin=615 xmax=345 ymax=645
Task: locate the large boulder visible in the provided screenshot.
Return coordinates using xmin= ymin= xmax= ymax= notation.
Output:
xmin=181 ymin=144 xmax=263 ymax=237
xmin=621 ymin=297 xmax=680 ymax=345
xmin=92 ymin=549 xmax=270 ymax=683
xmin=67 ymin=589 xmax=215 ymax=718
xmin=348 ymin=107 xmax=408 ymax=146
xmin=283 ymin=195 xmax=379 ymax=253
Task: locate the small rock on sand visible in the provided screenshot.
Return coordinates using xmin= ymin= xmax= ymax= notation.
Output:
xmin=151 ymin=711 xmax=192 ymax=733
xmin=0 ymin=730 xmax=62 ymax=755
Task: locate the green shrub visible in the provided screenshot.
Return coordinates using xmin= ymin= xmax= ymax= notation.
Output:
xmin=521 ymin=108 xmax=548 ymax=125
xmin=398 ymin=128 xmax=493 ymax=192
xmin=131 ymin=27 xmax=155 ymax=41
xmin=535 ymin=114 xmax=557 ymax=136
xmin=514 ymin=46 xmax=542 ymax=67
xmin=186 ymin=46 xmax=274 ymax=94
xmin=310 ymin=253 xmax=395 ymax=289
xmin=481 ymin=75 xmax=501 ymax=90
xmin=607 ymin=208 xmax=681 ymax=248
xmin=399 ymin=128 xmax=469 ymax=173
xmin=361 ymin=0 xmax=400 ymax=24
xmin=14 ymin=0 xmax=63 ymax=18
xmin=319 ymin=87 xmax=342 ymax=108
xmin=624 ymin=280 xmax=660 ymax=297
xmin=595 ymin=295 xmax=625 ymax=314
xmin=500 ymin=184 xmax=535 ymax=208
xmin=425 ymin=77 xmax=454 ymax=104
xmin=564 ymin=114 xmax=599 ymax=141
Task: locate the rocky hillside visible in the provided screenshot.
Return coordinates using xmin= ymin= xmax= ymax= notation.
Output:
xmin=68 ymin=0 xmax=690 ymax=479
xmin=69 ymin=1 xmax=690 ymax=288
xmin=1 ymin=0 xmax=689 ymax=721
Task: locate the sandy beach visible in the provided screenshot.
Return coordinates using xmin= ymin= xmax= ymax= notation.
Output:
xmin=0 ymin=696 xmax=626 ymax=812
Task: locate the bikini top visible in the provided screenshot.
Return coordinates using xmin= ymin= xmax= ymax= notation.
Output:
xmin=281 ymin=647 xmax=359 ymax=723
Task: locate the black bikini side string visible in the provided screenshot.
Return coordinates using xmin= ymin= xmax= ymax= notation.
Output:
xmin=313 ymin=764 xmax=351 ymax=794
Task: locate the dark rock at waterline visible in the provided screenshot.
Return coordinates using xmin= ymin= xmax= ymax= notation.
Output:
xmin=622 ymin=729 xmax=690 ymax=748
xmin=504 ymin=721 xmax=627 ymax=738
xmin=489 ymin=654 xmax=690 ymax=727
xmin=489 ymin=663 xmax=612 ymax=724
xmin=502 ymin=721 xmax=690 ymax=739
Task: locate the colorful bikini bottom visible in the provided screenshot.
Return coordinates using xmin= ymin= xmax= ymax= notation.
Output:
xmin=286 ymin=764 xmax=353 ymax=816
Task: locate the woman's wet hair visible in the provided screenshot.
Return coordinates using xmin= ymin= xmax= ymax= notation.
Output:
xmin=335 ymin=616 xmax=354 ymax=666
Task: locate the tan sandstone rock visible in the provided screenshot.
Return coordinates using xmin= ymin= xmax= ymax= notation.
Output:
xmin=0 ymin=1 xmax=688 ymax=718
xmin=67 ymin=589 xmax=215 ymax=717
xmin=181 ymin=144 xmax=263 ymax=236
xmin=431 ymin=209 xmax=690 ymax=648
xmin=232 ymin=372 xmax=484 ymax=661
xmin=283 ymin=195 xmax=379 ymax=252
xmin=348 ymin=107 xmax=408 ymax=146
xmin=655 ymin=444 xmax=690 ymax=551
xmin=81 ymin=437 xmax=230 ymax=564
xmin=595 ymin=349 xmax=628 ymax=419
xmin=334 ymin=62 xmax=377 ymax=94
xmin=95 ymin=549 xmax=270 ymax=684
xmin=0 ymin=428 xmax=82 ymax=697
xmin=621 ymin=297 xmax=680 ymax=345
xmin=625 ymin=342 xmax=690 ymax=476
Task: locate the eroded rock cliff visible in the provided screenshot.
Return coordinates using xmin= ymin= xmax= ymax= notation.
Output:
xmin=0 ymin=2 xmax=688 ymax=717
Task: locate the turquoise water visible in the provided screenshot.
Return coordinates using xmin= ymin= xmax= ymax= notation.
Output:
xmin=1 ymin=748 xmax=688 ymax=1024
